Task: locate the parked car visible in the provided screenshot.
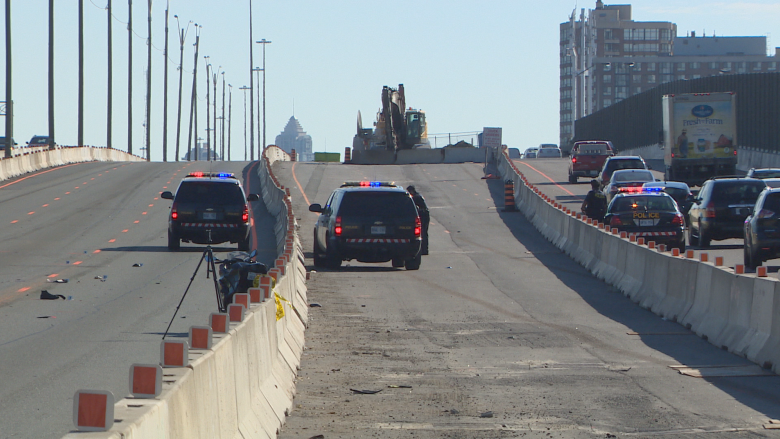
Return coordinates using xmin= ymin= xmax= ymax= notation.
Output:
xmin=687 ymin=177 xmax=767 ymax=247
xmin=602 ymin=169 xmax=656 ymax=204
xmin=642 ymin=181 xmax=694 ymax=222
xmin=568 ymin=140 xmax=614 ymax=183
xmin=537 ymin=146 xmax=562 ymax=158
xmin=523 ymin=148 xmax=538 ymax=159
xmin=597 ymin=155 xmax=649 ymax=188
xmin=605 ymin=188 xmax=686 ymax=251
xmin=0 ymin=137 xmax=17 ymax=150
xmin=746 ymin=168 xmax=780 ymax=179
xmin=743 ymin=187 xmax=780 ymax=269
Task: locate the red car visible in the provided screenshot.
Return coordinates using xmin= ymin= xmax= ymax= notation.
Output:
xmin=568 ymin=141 xmax=614 ymax=184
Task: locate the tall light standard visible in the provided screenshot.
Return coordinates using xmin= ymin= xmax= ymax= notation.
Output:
xmin=248 ymin=0 xmax=254 ymax=161
xmin=144 ymin=0 xmax=152 ymax=161
xmin=227 ymin=84 xmax=232 ymax=161
xmin=204 ymin=58 xmax=211 ymax=160
xmin=212 ymin=66 xmax=222 ymax=159
xmin=5 ymin=0 xmax=13 ymax=158
xmin=220 ymin=72 xmax=226 ymax=160
xmin=48 ymin=0 xmax=55 ymax=150
xmin=127 ymin=0 xmax=133 ymax=154
xmin=162 ymin=0 xmax=170 ymax=161
xmin=252 ymin=67 xmax=261 ymax=152
xmin=185 ymin=25 xmax=201 ymax=161
xmin=239 ymin=85 xmax=250 ymax=161
xmin=78 ymin=0 xmax=84 ymax=147
xmin=106 ymin=0 xmax=112 ymax=151
xmin=256 ymin=39 xmax=271 ymax=153
xmin=173 ymin=15 xmax=192 ymax=161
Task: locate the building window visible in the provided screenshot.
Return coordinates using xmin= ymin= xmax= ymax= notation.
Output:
xmin=603 ymin=63 xmax=612 ymax=72
xmin=561 ymin=66 xmax=572 ymax=75
xmin=677 ymin=63 xmax=686 ymax=71
xmin=709 ymin=62 xmax=718 ymax=69
xmin=561 ymin=125 xmax=572 ymax=134
xmin=754 ymin=62 xmax=762 ymax=71
xmin=603 ymin=75 xmax=612 ymax=83
xmin=645 ymin=29 xmax=659 ymax=40
xmin=603 ymin=99 xmax=612 ymax=108
xmin=615 ymin=87 xmax=628 ymax=99
xmin=603 ymin=86 xmax=612 ymax=95
xmin=616 ymin=75 xmax=628 ymax=86
xmin=633 ymin=62 xmax=642 ymax=71
xmin=723 ymin=61 xmax=732 ymax=69
xmin=660 ymin=43 xmax=671 ymax=53
xmin=690 ymin=62 xmax=701 ymax=69
xmin=632 ymin=74 xmax=642 ymax=84
xmin=604 ymin=29 xmax=614 ymax=40
xmin=769 ymin=62 xmax=777 ymax=71
xmin=738 ymin=62 xmax=747 ymax=73
xmin=677 ymin=74 xmax=686 ymax=80
xmin=561 ymin=78 xmax=572 ymax=88
xmin=647 ymin=74 xmax=656 ymax=83
xmin=561 ymin=113 xmax=572 ymax=122
xmin=561 ymin=101 xmax=572 ymax=110
xmin=634 ymin=86 xmax=642 ymax=94
xmin=661 ymin=74 xmax=673 ymax=83
xmin=660 ymin=29 xmax=671 ymax=40
xmin=660 ymin=62 xmax=673 ymax=73
xmin=605 ymin=43 xmax=620 ymax=52
xmin=692 ymin=74 xmax=701 ymax=79
xmin=561 ymin=89 xmax=572 ymax=99
xmin=646 ymin=62 xmax=656 ymax=72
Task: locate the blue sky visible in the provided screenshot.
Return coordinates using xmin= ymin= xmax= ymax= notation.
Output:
xmin=1 ymin=1 xmax=778 ymax=161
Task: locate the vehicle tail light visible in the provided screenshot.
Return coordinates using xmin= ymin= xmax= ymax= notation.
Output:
xmin=758 ymin=209 xmax=775 ymax=219
xmin=335 ymin=216 xmax=342 ymax=236
xmin=414 ymin=216 xmax=421 ymax=237
xmin=572 ymin=157 xmax=577 ymax=164
xmin=672 ymin=213 xmax=684 ymax=225
xmin=171 ymin=203 xmax=178 ymax=220
xmin=610 ymin=216 xmax=622 ymax=226
xmin=242 ymin=205 xmax=249 ymax=222
xmin=704 ymin=202 xmax=716 ymax=218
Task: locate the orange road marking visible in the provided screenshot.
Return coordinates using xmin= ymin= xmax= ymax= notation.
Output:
xmin=122 ymin=229 xmax=129 ymax=233
xmin=28 ymin=211 xmax=35 ymax=215
xmin=18 ymin=287 xmax=30 ymax=292
xmin=148 ymin=204 xmax=153 ymax=207
xmin=48 ymin=274 xmax=59 ymax=278
xmin=0 ymin=163 xmax=84 ymax=189
xmin=109 ymin=239 xmax=116 ymax=243
xmin=93 ymin=250 xmax=101 ymax=254
xmin=514 ymin=161 xmax=581 ymax=199
xmin=11 ymin=220 xmax=18 ymax=224
xmin=75 ymin=186 xmax=80 ymax=189
xmin=291 ymin=162 xmax=312 ymax=206
xmin=73 ymin=261 xmax=83 ymax=265
xmin=65 ymin=192 xmax=71 ymax=194
xmin=42 ymin=204 xmax=49 ymax=207
xmin=55 ymin=197 xmax=60 ymax=200
xmin=91 ymin=178 xmax=95 ymax=180
xmin=134 ymin=220 xmax=140 ymax=223
xmin=141 ymin=212 xmax=147 ymax=215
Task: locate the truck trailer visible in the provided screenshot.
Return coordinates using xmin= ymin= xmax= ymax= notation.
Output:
xmin=662 ymin=92 xmax=738 ymax=186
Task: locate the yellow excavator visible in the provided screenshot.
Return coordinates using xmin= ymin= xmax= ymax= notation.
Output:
xmin=354 ymin=84 xmax=429 ymax=151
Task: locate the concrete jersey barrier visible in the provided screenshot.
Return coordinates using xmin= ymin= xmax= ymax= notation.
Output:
xmin=0 ymin=146 xmax=144 ymax=182
xmin=496 ymin=148 xmax=780 ymax=374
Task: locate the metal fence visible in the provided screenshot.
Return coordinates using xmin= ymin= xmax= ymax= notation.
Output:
xmin=574 ymin=72 xmax=780 ymax=153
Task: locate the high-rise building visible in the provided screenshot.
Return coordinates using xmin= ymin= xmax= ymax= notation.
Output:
xmin=275 ymin=116 xmax=313 ymax=161
xmin=560 ymin=1 xmax=779 ymax=152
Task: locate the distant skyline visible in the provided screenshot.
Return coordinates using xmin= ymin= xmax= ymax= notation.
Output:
xmin=1 ymin=1 xmax=778 ymax=160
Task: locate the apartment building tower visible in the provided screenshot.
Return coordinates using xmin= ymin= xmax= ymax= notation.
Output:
xmin=560 ymin=1 xmax=779 ymax=151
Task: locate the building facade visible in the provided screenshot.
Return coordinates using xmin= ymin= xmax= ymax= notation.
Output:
xmin=274 ymin=116 xmax=313 ymax=161
xmin=560 ymin=1 xmax=779 ymax=152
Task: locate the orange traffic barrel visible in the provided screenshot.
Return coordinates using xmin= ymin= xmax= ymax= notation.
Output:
xmin=290 ymin=148 xmax=297 ymax=161
xmin=503 ymin=180 xmax=516 ymax=212
xmin=344 ymin=147 xmax=351 ymax=163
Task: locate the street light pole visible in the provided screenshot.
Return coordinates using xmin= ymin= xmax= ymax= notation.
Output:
xmin=48 ymin=0 xmax=55 ymax=150
xmin=212 ymin=66 xmax=221 ymax=160
xmin=248 ymin=0 xmax=254 ymax=161
xmin=78 ymin=0 xmax=84 ymax=147
xmin=185 ymin=25 xmax=201 ymax=161
xmin=5 ymin=0 xmax=13 ymax=158
xmin=128 ymin=0 xmax=133 ymax=155
xmin=252 ymin=67 xmax=260 ymax=152
xmin=106 ymin=0 xmax=112 ymax=151
xmin=221 ymin=72 xmax=226 ymax=160
xmin=145 ymin=0 xmax=152 ymax=161
xmin=205 ymin=58 xmax=211 ymax=161
xmin=228 ymin=84 xmax=232 ymax=161
xmin=239 ymin=85 xmax=249 ymax=161
xmin=256 ymin=39 xmax=271 ymax=153
xmin=174 ymin=16 xmax=191 ymax=161
xmin=162 ymin=0 xmax=170 ymax=162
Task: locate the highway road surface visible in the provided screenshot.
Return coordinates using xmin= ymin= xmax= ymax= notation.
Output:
xmin=0 ymin=161 xmax=276 ymax=439
xmin=274 ymin=160 xmax=780 ymax=438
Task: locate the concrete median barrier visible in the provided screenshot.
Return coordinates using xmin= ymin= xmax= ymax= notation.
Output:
xmin=443 ymin=147 xmax=487 ymax=163
xmin=396 ymin=148 xmax=445 ymax=164
xmin=496 ymin=148 xmax=780 ymax=374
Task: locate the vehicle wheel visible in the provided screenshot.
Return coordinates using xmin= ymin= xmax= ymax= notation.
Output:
xmin=391 ymin=257 xmax=405 ymax=268
xmin=238 ymin=232 xmax=251 ymax=251
xmin=405 ymin=253 xmax=421 ymax=270
xmin=167 ymin=231 xmax=180 ymax=250
xmin=697 ymin=220 xmax=711 ymax=248
xmin=313 ymin=234 xmax=325 ymax=268
xmin=325 ymin=242 xmax=342 ymax=270
xmin=568 ymin=174 xmax=577 ymax=184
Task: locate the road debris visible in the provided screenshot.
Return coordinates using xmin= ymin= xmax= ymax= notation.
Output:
xmin=40 ymin=291 xmax=66 ymax=300
xmin=349 ymin=389 xmax=382 ymax=395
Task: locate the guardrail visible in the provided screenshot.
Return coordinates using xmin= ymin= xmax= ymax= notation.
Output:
xmin=62 ymin=146 xmax=308 ymax=438
xmin=0 ymin=146 xmax=145 ymax=182
xmin=497 ymin=148 xmax=779 ymax=374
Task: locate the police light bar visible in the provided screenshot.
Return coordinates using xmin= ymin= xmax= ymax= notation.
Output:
xmin=617 ymin=187 xmax=644 ymax=194
xmin=340 ymin=181 xmax=397 ymax=188
xmin=187 ymin=172 xmax=236 ymax=179
xmin=642 ymin=187 xmax=664 ymax=193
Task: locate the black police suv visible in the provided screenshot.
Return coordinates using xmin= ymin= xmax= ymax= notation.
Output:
xmin=688 ymin=177 xmax=766 ymax=248
xmin=161 ymin=172 xmax=259 ymax=251
xmin=743 ymin=187 xmax=780 ymax=269
xmin=605 ymin=187 xmax=686 ymax=251
xmin=309 ymin=181 xmax=423 ymax=270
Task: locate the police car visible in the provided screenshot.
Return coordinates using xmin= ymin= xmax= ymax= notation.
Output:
xmin=604 ymin=186 xmax=686 ymax=251
xmin=161 ymin=172 xmax=259 ymax=251
xmin=309 ymin=181 xmax=422 ymax=270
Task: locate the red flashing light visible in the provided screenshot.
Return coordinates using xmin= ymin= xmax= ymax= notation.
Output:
xmin=242 ymin=205 xmax=249 ymax=222
xmin=571 ymin=157 xmax=577 ymax=164
xmin=414 ymin=216 xmax=421 ymax=237
xmin=335 ymin=216 xmax=342 ymax=236
xmin=671 ymin=152 xmax=675 ymax=158
xmin=672 ymin=213 xmax=684 ymax=225
xmin=171 ymin=203 xmax=178 ymax=220
xmin=190 ymin=171 xmax=204 ymax=177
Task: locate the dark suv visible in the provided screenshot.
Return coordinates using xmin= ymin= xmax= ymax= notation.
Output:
xmin=743 ymin=187 xmax=780 ymax=269
xmin=161 ymin=172 xmax=259 ymax=251
xmin=309 ymin=181 xmax=422 ymax=270
xmin=687 ymin=177 xmax=766 ymax=247
xmin=597 ymin=156 xmax=649 ymax=188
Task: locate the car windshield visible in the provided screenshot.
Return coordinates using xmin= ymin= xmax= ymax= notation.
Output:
xmin=339 ymin=192 xmax=417 ymax=218
xmin=176 ymin=182 xmax=245 ymax=205
xmin=662 ymin=187 xmax=689 ymax=201
xmin=611 ymin=195 xmax=677 ymax=212
xmin=763 ymin=193 xmax=780 ymax=212
xmin=752 ymin=169 xmax=780 ymax=179
xmin=711 ymin=181 xmax=766 ymax=204
xmin=613 ymin=170 xmax=654 ymax=182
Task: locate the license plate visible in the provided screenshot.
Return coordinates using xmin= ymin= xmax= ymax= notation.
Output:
xmin=639 ymin=219 xmax=654 ymax=226
xmin=371 ymin=226 xmax=386 ymax=235
xmin=203 ymin=212 xmax=217 ymax=220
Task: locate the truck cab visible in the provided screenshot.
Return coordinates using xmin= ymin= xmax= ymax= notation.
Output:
xmin=568 ymin=140 xmax=614 ymax=184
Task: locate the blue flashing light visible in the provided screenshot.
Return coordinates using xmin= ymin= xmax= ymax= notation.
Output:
xmin=643 ymin=187 xmax=664 ymax=193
